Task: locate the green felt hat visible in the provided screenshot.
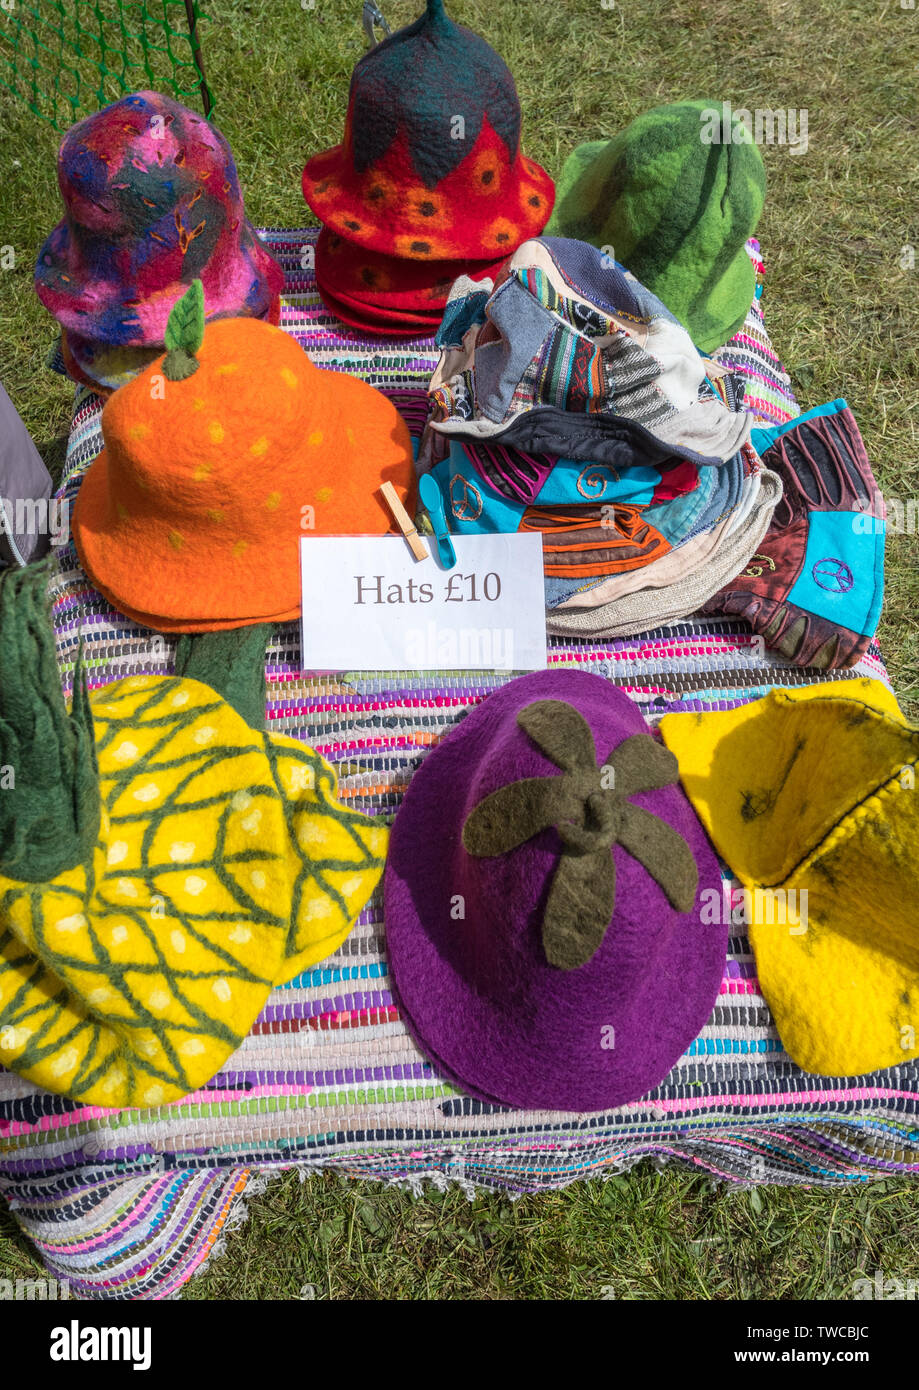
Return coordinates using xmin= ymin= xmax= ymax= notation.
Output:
xmin=546 ymin=100 xmax=766 ymax=352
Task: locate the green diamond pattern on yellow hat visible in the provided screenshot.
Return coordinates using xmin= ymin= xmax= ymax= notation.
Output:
xmin=546 ymin=101 xmax=766 ymax=352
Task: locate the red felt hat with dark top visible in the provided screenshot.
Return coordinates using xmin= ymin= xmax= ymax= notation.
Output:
xmin=302 ymin=0 xmax=554 ymax=264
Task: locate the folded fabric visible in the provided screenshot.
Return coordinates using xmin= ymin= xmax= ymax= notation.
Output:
xmin=35 ymin=91 xmax=283 ymax=392
xmin=431 ymin=436 xmax=716 ymax=597
xmin=545 ymin=101 xmax=766 ymax=352
xmin=701 ymin=400 xmax=885 ymax=669
xmin=453 ymin=436 xmax=700 ymax=509
xmin=553 ymin=510 xmax=736 ymax=609
xmin=302 ymin=0 xmax=554 ymax=264
xmin=384 ymin=669 xmax=726 ymax=1112
xmin=0 ymin=564 xmax=388 ymax=1108
xmin=424 ymin=237 xmax=751 ymax=469
xmin=545 ymin=466 xmax=782 ymax=637
xmin=72 ymin=283 xmax=416 ymax=633
xmin=658 ymin=679 xmax=919 ymax=1077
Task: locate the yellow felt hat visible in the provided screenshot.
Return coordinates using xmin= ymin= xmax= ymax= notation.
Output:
xmin=0 ymin=671 xmax=387 ymax=1109
xmin=658 ymin=678 xmax=919 ymax=1077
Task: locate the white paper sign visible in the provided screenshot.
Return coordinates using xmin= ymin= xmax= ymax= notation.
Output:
xmin=299 ymin=533 xmax=547 ymax=672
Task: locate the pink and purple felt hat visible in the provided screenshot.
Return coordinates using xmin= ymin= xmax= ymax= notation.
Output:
xmin=35 ymin=90 xmax=283 ymax=386
xmin=384 ymin=669 xmax=727 ymax=1113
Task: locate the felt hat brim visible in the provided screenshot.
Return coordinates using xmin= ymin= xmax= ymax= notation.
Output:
xmin=659 ymin=679 xmax=919 ymax=1076
xmin=384 ymin=669 xmax=727 ymax=1113
xmin=72 ymin=446 xmax=303 ymax=632
xmin=302 ymin=145 xmax=555 ymax=263
xmin=670 ymin=243 xmax=754 ymax=353
xmin=73 ymin=446 xmax=414 ymax=634
xmin=316 ymin=226 xmax=502 ymax=321
xmin=316 ymin=273 xmax=442 ymax=339
xmin=36 ymin=216 xmax=284 ymax=341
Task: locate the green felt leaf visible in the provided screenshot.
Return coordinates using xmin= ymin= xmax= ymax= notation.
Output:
xmin=461 ymin=697 xmax=699 ymax=971
xmin=543 ymin=847 xmax=616 ymax=970
xmin=162 ymin=347 xmax=200 ymax=382
xmin=462 ymin=777 xmax=567 ymax=857
xmin=163 ymin=280 xmax=204 ymax=381
xmin=517 ymin=700 xmax=597 ymax=773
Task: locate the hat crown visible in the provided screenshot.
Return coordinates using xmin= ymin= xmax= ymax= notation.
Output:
xmin=57 ymin=91 xmax=241 ymax=240
xmin=100 ymin=316 xmax=311 ymax=514
xmin=347 ymin=0 xmax=522 ymax=188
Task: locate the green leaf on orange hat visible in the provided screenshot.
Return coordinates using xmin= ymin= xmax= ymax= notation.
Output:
xmin=163 ymin=279 xmax=205 ymax=381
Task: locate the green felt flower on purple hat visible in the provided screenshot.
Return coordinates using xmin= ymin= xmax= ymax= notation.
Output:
xmin=463 ymin=699 xmax=698 ymax=970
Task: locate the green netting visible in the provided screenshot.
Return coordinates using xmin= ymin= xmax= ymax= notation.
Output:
xmin=0 ymin=0 xmax=212 ymax=130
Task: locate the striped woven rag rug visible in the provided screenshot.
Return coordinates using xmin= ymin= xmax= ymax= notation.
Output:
xmin=2 ymin=230 xmax=916 ymax=1303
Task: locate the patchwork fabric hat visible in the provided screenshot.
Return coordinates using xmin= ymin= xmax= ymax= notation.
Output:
xmin=428 ymin=436 xmax=708 ymax=593
xmin=545 ymin=101 xmax=766 ymax=352
xmin=315 ymin=227 xmax=501 ymax=338
xmin=0 ymin=564 xmax=388 ymax=1108
xmin=424 ymin=237 xmax=751 ymax=469
xmin=545 ymin=464 xmax=783 ymax=638
xmin=72 ymin=284 xmax=416 ymax=632
xmin=384 ymin=669 xmax=726 ymax=1113
xmin=702 ymin=400 xmax=885 ymax=669
xmin=35 ymin=91 xmax=283 ymax=373
xmin=302 ymin=0 xmax=554 ymax=263
xmin=659 ymin=679 xmax=919 ymax=1077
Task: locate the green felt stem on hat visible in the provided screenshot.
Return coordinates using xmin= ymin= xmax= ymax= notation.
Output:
xmin=0 ymin=560 xmax=100 ymax=882
xmin=462 ymin=700 xmax=699 ymax=970
xmin=163 ymin=279 xmax=205 ymax=382
xmin=173 ymin=624 xmax=273 ymax=732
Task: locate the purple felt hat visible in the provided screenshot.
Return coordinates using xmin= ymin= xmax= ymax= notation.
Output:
xmin=384 ymin=669 xmax=726 ymax=1113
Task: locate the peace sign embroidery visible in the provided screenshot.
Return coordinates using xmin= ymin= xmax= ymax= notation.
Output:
xmin=811 ymin=557 xmax=854 ymax=593
xmin=450 ymin=473 xmax=484 ymax=522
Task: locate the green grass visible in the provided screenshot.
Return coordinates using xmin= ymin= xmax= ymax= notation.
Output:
xmin=1 ymin=0 xmax=918 ymax=1299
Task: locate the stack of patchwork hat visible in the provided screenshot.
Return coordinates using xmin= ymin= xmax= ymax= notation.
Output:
xmin=418 ymin=236 xmax=782 ymax=635
xmin=301 ymin=0 xmax=554 ymax=337
xmin=35 ymin=90 xmax=284 ymax=395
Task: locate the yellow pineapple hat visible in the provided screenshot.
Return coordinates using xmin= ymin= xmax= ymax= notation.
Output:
xmin=658 ymin=678 xmax=919 ymax=1077
xmin=0 ymin=563 xmax=387 ymax=1109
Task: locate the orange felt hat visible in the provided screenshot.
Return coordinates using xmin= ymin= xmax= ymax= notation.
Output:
xmin=73 ymin=296 xmax=415 ymax=633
